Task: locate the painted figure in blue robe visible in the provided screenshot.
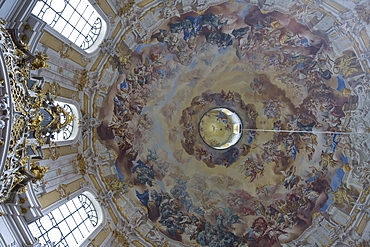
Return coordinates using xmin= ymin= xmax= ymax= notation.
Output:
xmin=297 ymin=121 xmax=315 ymax=135
xmin=247 ymin=130 xmax=256 ymax=143
xmin=184 ymin=15 xmax=203 ymax=40
xmin=221 ymin=148 xmax=239 ymax=166
xmin=119 ymin=78 xmax=128 ymax=90
xmin=289 ymin=144 xmax=300 ymax=160
xmin=136 ymin=190 xmax=149 ymax=207
xmin=331 ymin=134 xmax=340 ymax=152
xmin=132 ymin=160 xmax=155 ymax=186
xmin=215 ymin=111 xmax=228 ymax=122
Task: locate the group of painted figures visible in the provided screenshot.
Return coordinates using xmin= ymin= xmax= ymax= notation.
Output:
xmin=98 ymin=2 xmax=363 ymax=246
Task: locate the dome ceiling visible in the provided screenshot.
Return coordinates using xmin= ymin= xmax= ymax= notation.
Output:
xmin=96 ymin=1 xmax=370 ymax=246
xmin=199 ymin=108 xmax=243 ymax=150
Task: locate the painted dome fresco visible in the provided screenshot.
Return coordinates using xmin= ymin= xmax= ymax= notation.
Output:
xmin=96 ymin=1 xmax=370 ymax=246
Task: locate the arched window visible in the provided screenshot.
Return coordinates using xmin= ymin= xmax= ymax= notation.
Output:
xmin=59 ymin=104 xmax=74 ymax=140
xmin=52 ymin=101 xmax=80 ymax=142
xmin=53 ymin=103 xmax=74 ymax=141
xmin=28 ymin=193 xmax=101 ymax=247
xmin=32 ymin=0 xmax=107 ymax=52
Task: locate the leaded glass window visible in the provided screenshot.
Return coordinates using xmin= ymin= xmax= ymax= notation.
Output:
xmin=32 ymin=0 xmax=104 ymax=50
xmin=50 ymin=101 xmax=79 ymax=142
xmin=55 ymin=103 xmax=74 ymax=141
xmin=28 ymin=194 xmax=98 ymax=247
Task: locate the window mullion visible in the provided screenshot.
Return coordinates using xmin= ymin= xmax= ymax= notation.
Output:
xmin=32 ymin=0 xmax=104 ymax=50
xmin=28 ymin=194 xmax=99 ymax=246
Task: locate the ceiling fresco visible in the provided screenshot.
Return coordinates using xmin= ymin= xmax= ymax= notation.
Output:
xmin=97 ymin=1 xmax=369 ymax=246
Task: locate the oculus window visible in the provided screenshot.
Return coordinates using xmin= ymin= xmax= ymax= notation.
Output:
xmin=28 ymin=194 xmax=99 ymax=247
xmin=199 ymin=108 xmax=242 ymax=149
xmin=32 ymin=0 xmax=106 ymax=52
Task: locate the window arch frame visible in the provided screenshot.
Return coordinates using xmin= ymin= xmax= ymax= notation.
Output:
xmin=31 ymin=0 xmax=108 ymax=54
xmin=51 ymin=97 xmax=81 ymax=146
xmin=28 ymin=189 xmax=105 ymax=247
xmin=58 ymin=103 xmax=74 ymax=140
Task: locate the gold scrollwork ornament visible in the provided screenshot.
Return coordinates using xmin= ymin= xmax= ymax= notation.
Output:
xmin=30 ymin=52 xmax=50 ymax=70
xmin=29 ymin=163 xmax=50 ymax=183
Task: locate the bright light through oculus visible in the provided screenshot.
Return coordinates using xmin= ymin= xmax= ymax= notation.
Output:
xmin=199 ymin=108 xmax=242 ymax=150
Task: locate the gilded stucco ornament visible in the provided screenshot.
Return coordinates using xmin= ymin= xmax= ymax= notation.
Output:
xmin=116 ymin=52 xmax=132 ymax=70
xmin=30 ymin=92 xmax=75 ymax=146
xmin=0 ymin=21 xmax=70 ymax=202
xmin=49 ymin=144 xmax=60 ymax=161
xmin=30 ymin=51 xmax=50 ymax=70
xmin=96 ymin=189 xmax=113 ymax=207
xmin=59 ymin=43 xmax=72 ymax=59
xmin=111 ymin=229 xmax=130 ymax=246
xmin=56 ymin=184 xmax=70 ymax=199
xmin=117 ymin=0 xmax=136 ymax=17
xmin=74 ymin=69 xmax=90 ymax=91
xmin=332 ymin=183 xmax=358 ymax=205
xmin=334 ymin=52 xmax=363 ymax=78
xmin=356 ymin=240 xmax=370 ymax=247
xmin=74 ymin=153 xmax=97 ymax=175
xmin=0 ymin=20 xmax=31 ymax=202
xmin=50 ymin=81 xmax=60 ymax=95
xmin=29 ymin=163 xmax=50 ymax=183
xmin=108 ymin=179 xmax=126 ymax=192
xmin=20 ymin=206 xmax=30 ymax=214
